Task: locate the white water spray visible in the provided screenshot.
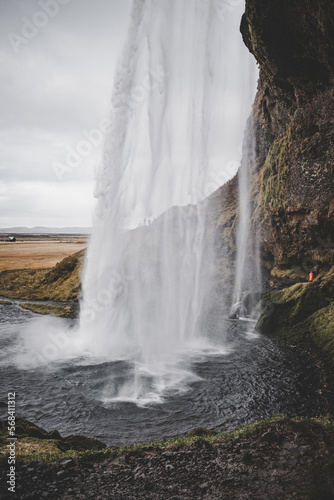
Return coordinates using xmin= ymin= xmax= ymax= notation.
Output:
xmin=78 ymin=0 xmax=257 ymax=402
xmin=16 ymin=1 xmax=258 ymax=404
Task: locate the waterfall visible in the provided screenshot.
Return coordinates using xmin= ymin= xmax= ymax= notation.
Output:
xmin=233 ymin=140 xmax=251 ymax=308
xmin=232 ymin=121 xmax=262 ymax=317
xmin=76 ymin=0 xmax=257 ymax=403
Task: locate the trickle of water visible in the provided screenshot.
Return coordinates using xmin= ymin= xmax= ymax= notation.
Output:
xmin=232 ymin=118 xmax=262 ymax=318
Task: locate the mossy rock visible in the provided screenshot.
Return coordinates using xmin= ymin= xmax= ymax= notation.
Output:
xmin=261 ymin=122 xmax=293 ymax=216
xmin=187 ymin=427 xmax=217 ymax=437
xmin=56 ymin=434 xmax=106 ymax=452
xmin=256 ymin=267 xmax=334 ymax=366
xmin=0 ymin=418 xmax=106 ymax=465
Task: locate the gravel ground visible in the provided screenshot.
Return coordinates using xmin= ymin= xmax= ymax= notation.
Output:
xmin=1 ymin=419 xmax=334 ymax=499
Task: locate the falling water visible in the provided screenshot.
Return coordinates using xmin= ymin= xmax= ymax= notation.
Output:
xmin=78 ymin=0 xmax=257 ymax=403
xmin=4 ymin=1 xmax=326 ymax=442
xmin=78 ymin=0 xmax=258 ymax=402
xmin=233 ymin=143 xmax=251 ymax=308
xmin=232 ymin=119 xmax=262 ymax=317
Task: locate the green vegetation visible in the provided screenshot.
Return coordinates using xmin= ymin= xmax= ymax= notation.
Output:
xmin=0 ymin=419 xmax=105 ymax=466
xmin=0 ymin=250 xmax=84 ymax=303
xmin=42 ymin=253 xmax=78 ymax=284
xmin=256 ymin=267 xmax=334 ymax=366
xmin=2 ymin=415 xmax=333 ymax=467
xmin=261 ymin=121 xmax=293 ymax=215
xmin=19 ymin=303 xmax=78 ymax=319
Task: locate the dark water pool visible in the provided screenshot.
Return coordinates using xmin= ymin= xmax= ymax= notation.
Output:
xmin=0 ymin=302 xmax=325 ymax=446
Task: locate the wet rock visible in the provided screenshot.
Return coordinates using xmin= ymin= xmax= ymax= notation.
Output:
xmin=187 ymin=427 xmax=216 ymax=437
xmin=59 ymin=458 xmax=75 ymax=469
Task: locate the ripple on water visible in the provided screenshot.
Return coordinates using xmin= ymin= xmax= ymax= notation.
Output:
xmin=0 ymin=309 xmax=326 ymax=446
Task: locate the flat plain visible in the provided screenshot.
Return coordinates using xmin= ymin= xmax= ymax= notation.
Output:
xmin=0 ymin=235 xmax=88 ymax=272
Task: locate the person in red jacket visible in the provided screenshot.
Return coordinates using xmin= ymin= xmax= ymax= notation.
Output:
xmin=309 ymin=270 xmax=314 ymax=282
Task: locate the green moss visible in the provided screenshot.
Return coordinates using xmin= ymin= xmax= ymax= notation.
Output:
xmin=256 ymin=267 xmax=334 ymax=366
xmin=271 ymin=266 xmax=307 ymax=282
xmin=19 ymin=303 xmax=78 ymax=319
xmin=0 ymin=419 xmax=105 ymax=466
xmin=261 ymin=121 xmax=293 ymax=214
xmin=2 ymin=414 xmax=333 ymax=468
xmin=286 ymin=303 xmax=334 ymax=365
xmin=0 ymin=437 xmax=81 ymax=465
xmin=9 ymin=415 xmax=334 ymax=467
xmin=0 ymin=300 xmax=12 ymax=305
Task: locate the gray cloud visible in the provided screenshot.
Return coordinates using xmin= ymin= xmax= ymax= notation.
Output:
xmin=0 ymin=0 xmax=131 ymax=227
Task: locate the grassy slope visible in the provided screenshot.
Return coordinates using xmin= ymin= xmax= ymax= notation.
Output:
xmin=0 ymin=249 xmax=84 ymax=302
xmin=19 ymin=303 xmax=79 ymax=319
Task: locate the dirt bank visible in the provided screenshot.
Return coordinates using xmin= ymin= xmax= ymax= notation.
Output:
xmin=1 ymin=418 xmax=333 ymax=499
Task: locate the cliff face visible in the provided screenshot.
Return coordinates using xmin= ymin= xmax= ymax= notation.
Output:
xmin=241 ymin=0 xmax=334 ymax=268
xmin=241 ymin=0 xmax=334 ymax=102
xmin=207 ymin=0 xmax=334 ymax=366
xmin=210 ymin=0 xmax=334 ymax=271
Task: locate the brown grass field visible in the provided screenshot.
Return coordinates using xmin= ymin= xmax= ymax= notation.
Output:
xmin=0 ymin=236 xmax=88 ymax=273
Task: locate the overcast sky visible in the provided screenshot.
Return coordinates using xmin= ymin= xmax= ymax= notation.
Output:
xmin=0 ymin=0 xmax=131 ymax=228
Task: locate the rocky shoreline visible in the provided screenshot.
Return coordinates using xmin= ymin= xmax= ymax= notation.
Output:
xmin=1 ymin=418 xmax=334 ymax=499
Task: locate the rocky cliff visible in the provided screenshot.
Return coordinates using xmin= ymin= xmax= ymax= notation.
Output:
xmin=241 ymin=0 xmax=334 ymax=269
xmin=211 ymin=0 xmax=334 ymax=266
xmin=208 ymin=0 xmax=334 ymax=368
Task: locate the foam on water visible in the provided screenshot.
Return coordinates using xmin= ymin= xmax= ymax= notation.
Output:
xmin=1 ymin=304 xmax=325 ymax=444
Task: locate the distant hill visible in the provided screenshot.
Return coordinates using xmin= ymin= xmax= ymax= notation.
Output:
xmin=0 ymin=227 xmax=91 ymax=235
